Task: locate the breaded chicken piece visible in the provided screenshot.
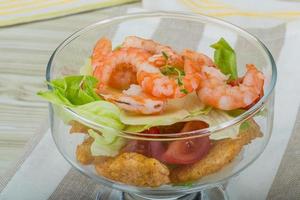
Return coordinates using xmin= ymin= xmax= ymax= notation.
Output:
xmin=76 ymin=137 xmax=110 ymax=165
xmin=171 ymin=119 xmax=262 ymax=183
xmin=95 ymin=152 xmax=170 ymax=187
xmin=76 ymin=137 xmax=95 ymax=165
xmin=69 ymin=120 xmax=90 ymax=134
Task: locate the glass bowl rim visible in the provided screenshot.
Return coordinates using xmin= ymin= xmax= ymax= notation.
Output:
xmin=46 ymin=11 xmax=277 ymax=140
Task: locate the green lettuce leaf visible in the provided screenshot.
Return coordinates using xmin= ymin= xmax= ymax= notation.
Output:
xmin=122 ymin=93 xmax=207 ymax=132
xmin=124 ymin=106 xmax=240 ymax=140
xmin=240 ymin=121 xmax=250 ymax=131
xmin=88 ymin=129 xmax=126 ymax=156
xmin=256 ymin=108 xmax=268 ymax=117
xmin=73 ymin=101 xmax=124 ymax=130
xmin=227 ymin=108 xmax=267 ymax=118
xmin=189 ymin=106 xmax=212 ymax=116
xmin=52 ymin=105 xmax=75 ymax=124
xmin=37 ymin=90 xmax=72 ymax=107
xmin=226 ymin=109 xmax=246 ymax=117
xmin=121 ymin=94 xmax=237 ymax=138
xmin=37 ymin=75 xmax=124 ymax=130
xmin=38 ymin=75 xmax=126 ymax=156
xmin=63 ymin=75 xmax=101 ymax=105
xmin=211 ymin=38 xmax=238 ymax=81
xmin=184 ymin=109 xmax=240 ymax=140
xmin=39 ymin=75 xmax=101 ymax=106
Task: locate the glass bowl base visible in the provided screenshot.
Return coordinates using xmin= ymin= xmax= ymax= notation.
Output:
xmin=96 ymin=186 xmax=229 ymax=200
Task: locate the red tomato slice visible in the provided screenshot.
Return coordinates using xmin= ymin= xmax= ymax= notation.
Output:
xmin=149 ymin=141 xmax=166 ymax=160
xmin=122 ymin=127 xmax=161 ymax=156
xmin=123 ymin=122 xmax=211 ymax=165
xmin=160 ymin=136 xmax=211 ymax=164
xmin=160 ymin=121 xmax=210 ymax=164
xmin=122 ymin=140 xmax=151 ymax=157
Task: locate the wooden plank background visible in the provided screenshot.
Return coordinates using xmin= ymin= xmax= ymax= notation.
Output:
xmin=0 ymin=3 xmax=134 ymax=176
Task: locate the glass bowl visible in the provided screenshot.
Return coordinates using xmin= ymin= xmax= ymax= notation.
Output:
xmin=47 ymin=12 xmax=276 ymax=200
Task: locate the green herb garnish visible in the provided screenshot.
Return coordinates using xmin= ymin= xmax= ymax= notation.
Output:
xmin=211 ymin=38 xmax=238 ymax=81
xmin=161 ymin=65 xmax=186 ymax=92
xmin=180 ymin=89 xmax=188 ymax=94
xmin=161 ymin=65 xmax=184 ymax=76
xmin=177 ymin=77 xmax=183 ymax=86
xmin=113 ymin=45 xmax=122 ymax=51
xmin=162 ymin=51 xmax=169 ymax=60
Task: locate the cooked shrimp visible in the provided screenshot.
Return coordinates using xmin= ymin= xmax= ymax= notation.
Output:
xmin=179 ymin=49 xmax=214 ymax=92
xmin=122 ymin=36 xmax=183 ymax=68
xmin=137 ymin=70 xmax=200 ymax=99
xmin=101 ymin=85 xmax=166 ymax=114
xmin=197 ymin=64 xmax=264 ymax=110
xmin=108 ymin=63 xmax=137 ymax=90
xmin=93 ymin=47 xmax=157 ymax=89
xmin=183 ymin=49 xmax=264 ymax=110
xmin=91 ymin=37 xmax=112 ymax=69
xmin=182 ymin=49 xmax=214 ymax=74
xmin=135 ymin=49 xmax=209 ymax=99
xmin=93 ymin=47 xmax=167 ymax=114
xmin=92 ymin=38 xmax=198 ymax=100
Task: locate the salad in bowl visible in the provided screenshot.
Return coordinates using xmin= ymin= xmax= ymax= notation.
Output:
xmin=37 ymin=11 xmax=276 ymax=200
xmin=39 ymin=35 xmax=264 ymax=187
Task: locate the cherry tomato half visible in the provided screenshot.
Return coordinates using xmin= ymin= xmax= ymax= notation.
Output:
xmin=160 ymin=136 xmax=211 ymax=164
xmin=122 ymin=122 xmax=211 ymax=165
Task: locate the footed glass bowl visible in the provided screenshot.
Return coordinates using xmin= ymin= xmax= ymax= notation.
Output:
xmin=47 ymin=12 xmax=276 ymax=200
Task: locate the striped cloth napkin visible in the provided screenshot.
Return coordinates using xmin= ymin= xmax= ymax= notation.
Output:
xmin=0 ymin=0 xmax=138 ymax=27
xmin=144 ymin=0 xmax=300 ymax=20
xmin=0 ymin=1 xmax=300 ymax=200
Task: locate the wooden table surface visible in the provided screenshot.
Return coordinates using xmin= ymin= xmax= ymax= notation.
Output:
xmin=0 ymin=3 xmax=133 ymax=176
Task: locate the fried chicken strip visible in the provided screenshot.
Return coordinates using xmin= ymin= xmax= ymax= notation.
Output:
xmin=76 ymin=137 xmax=95 ymax=165
xmin=171 ymin=119 xmax=262 ymax=183
xmin=69 ymin=120 xmax=90 ymax=134
xmin=76 ymin=137 xmax=109 ymax=165
xmin=95 ymin=152 xmax=170 ymax=187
